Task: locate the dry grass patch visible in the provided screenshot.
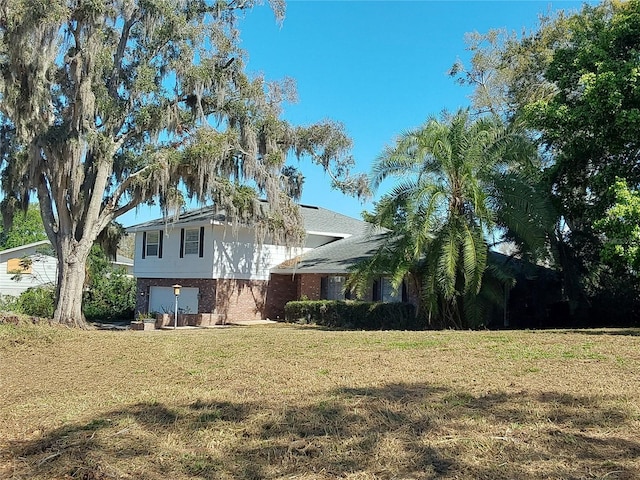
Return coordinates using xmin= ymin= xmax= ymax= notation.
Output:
xmin=1 ymin=324 xmax=639 ymax=479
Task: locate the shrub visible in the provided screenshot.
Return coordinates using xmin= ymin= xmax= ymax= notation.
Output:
xmin=284 ymin=300 xmax=419 ymax=330
xmin=82 ymin=245 xmax=136 ymax=323
xmin=0 ymin=294 xmax=19 ymax=313
xmin=17 ymin=286 xmax=55 ymax=318
xmin=83 ymin=268 xmax=136 ymax=322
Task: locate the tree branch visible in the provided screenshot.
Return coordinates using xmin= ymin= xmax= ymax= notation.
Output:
xmin=108 ymin=9 xmax=140 ymax=99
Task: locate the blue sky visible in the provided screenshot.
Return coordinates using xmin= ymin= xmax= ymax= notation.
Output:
xmin=122 ymin=0 xmax=591 ymax=226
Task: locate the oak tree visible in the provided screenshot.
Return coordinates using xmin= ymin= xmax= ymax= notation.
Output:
xmin=0 ymin=0 xmax=366 ymax=327
xmin=452 ymin=0 xmax=640 ymax=320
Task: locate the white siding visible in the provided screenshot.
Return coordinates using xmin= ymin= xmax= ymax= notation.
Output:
xmin=132 ymin=224 xmax=215 ymax=279
xmin=0 ymin=245 xmax=57 ymax=297
xmin=132 ymin=223 xmax=311 ymax=281
xmin=211 ymin=227 xmax=306 ymax=280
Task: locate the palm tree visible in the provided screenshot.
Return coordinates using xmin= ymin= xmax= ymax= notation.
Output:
xmin=352 ymin=110 xmax=553 ymax=328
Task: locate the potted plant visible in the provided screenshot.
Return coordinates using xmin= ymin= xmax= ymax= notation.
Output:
xmin=131 ymin=312 xmax=156 ymax=331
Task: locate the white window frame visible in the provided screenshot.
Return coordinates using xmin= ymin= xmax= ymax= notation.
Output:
xmin=146 ymin=231 xmax=159 ymax=257
xmin=183 ymin=228 xmax=200 ymax=256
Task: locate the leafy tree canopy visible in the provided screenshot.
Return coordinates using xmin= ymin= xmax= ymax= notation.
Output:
xmin=451 ymin=0 xmax=640 ymax=227
xmin=451 ymin=0 xmax=640 ymax=321
xmin=525 ymin=0 xmax=640 ymax=229
xmin=594 ymin=178 xmax=640 ymax=274
xmin=0 ymin=203 xmax=47 ymax=250
xmin=0 ymin=0 xmax=366 ymax=327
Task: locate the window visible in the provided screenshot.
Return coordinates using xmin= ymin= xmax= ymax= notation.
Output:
xmin=373 ymin=277 xmax=406 ymax=302
xmin=321 ymin=276 xmax=347 ymax=300
xmin=380 ymin=277 xmax=401 ymax=302
xmin=146 ymin=231 xmax=159 ymax=257
xmin=184 ymin=228 xmax=200 ymax=255
xmin=180 ymin=227 xmax=204 ymax=258
xmin=7 ymin=257 xmax=32 ymax=274
xmin=142 ymin=230 xmax=163 ymax=259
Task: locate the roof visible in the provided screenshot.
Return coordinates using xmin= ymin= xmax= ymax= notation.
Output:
xmin=114 ymin=254 xmax=134 ymax=266
xmin=272 ymin=230 xmax=389 ymax=274
xmin=0 ymin=240 xmax=51 ymax=257
xmin=0 ymin=241 xmax=134 ymax=268
xmin=126 ymin=201 xmax=370 ymax=238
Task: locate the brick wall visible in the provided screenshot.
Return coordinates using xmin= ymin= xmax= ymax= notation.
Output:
xmin=136 ymin=272 xmax=420 ymax=324
xmin=298 ymin=273 xmax=324 ymax=300
xmin=265 ymin=274 xmax=298 ymax=320
xmin=214 ymin=278 xmax=268 ymax=322
xmin=137 ymin=277 xmax=274 ymax=323
xmin=136 ymin=278 xmax=216 ymax=315
xmin=138 ymin=277 xmax=279 ymax=322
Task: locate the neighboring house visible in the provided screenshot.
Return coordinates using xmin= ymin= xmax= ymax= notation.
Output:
xmin=0 ymin=241 xmax=57 ymax=296
xmin=126 ymin=202 xmax=405 ymax=323
xmin=113 ymin=254 xmax=135 ymax=277
xmin=0 ymin=241 xmax=134 ymax=297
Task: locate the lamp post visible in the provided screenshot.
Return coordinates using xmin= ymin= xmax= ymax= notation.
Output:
xmin=173 ymin=284 xmax=181 ymax=330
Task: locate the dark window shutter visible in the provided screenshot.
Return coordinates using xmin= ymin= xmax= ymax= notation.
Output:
xmin=372 ymin=279 xmax=380 ymax=302
xmin=320 ymin=276 xmax=328 ymax=300
xmin=401 ymin=280 xmax=408 ymax=302
xmin=180 ymin=228 xmax=185 ymax=258
xmin=141 ymin=232 xmax=147 ymax=259
xmin=199 ymin=226 xmax=204 ymax=258
xmin=158 ymin=230 xmax=164 ymax=259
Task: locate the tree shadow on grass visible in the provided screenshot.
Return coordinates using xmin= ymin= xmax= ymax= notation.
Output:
xmin=4 ymin=384 xmax=640 ymax=479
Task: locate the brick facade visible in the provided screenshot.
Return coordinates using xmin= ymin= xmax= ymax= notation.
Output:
xmin=136 ymin=278 xmax=217 ymax=314
xmin=265 ymin=274 xmax=299 ymax=320
xmin=137 ymin=277 xmax=281 ymax=323
xmin=137 ymin=272 xmax=419 ymax=323
xmin=214 ymin=278 xmax=268 ymax=322
xmin=298 ymin=273 xmax=324 ymax=300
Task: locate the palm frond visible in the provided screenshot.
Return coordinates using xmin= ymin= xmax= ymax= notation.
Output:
xmin=436 ymin=222 xmax=460 ymax=299
xmin=461 ymin=223 xmax=488 ymax=295
xmin=361 ymin=108 xmax=544 ymax=329
xmin=492 ymin=172 xmax=556 ymax=257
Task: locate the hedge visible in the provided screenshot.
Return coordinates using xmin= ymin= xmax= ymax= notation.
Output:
xmin=284 ymin=300 xmax=419 ymax=330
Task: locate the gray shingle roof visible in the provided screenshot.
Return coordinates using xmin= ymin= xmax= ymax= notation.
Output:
xmin=271 ymin=231 xmax=389 ymax=274
xmin=125 ymin=201 xmax=369 ymax=237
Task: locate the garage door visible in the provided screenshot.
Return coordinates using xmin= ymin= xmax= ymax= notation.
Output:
xmin=149 ymin=286 xmax=199 ymax=315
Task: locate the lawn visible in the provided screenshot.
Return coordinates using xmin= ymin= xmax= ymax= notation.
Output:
xmin=1 ymin=323 xmax=639 ymax=479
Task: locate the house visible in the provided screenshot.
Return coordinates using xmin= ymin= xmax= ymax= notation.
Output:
xmin=112 ymin=253 xmax=135 ymax=277
xmin=126 ymin=202 xmax=405 ymax=323
xmin=0 ymin=241 xmax=134 ymax=297
xmin=0 ymin=241 xmax=57 ymax=296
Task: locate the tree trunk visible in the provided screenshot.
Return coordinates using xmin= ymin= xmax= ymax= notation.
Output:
xmin=53 ymin=239 xmax=91 ymax=329
xmin=552 ymin=235 xmax=591 ymax=323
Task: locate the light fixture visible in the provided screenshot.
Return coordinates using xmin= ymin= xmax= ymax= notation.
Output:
xmin=173 ymin=284 xmax=182 ymax=329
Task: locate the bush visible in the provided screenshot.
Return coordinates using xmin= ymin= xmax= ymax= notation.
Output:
xmin=83 ymin=268 xmax=136 ymax=322
xmin=284 ymin=300 xmax=419 ymax=330
xmin=0 ymin=294 xmax=19 ymax=312
xmin=17 ymin=286 xmax=55 ymax=318
xmin=82 ymin=245 xmax=136 ymax=323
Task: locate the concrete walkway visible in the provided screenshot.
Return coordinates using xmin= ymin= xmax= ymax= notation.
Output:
xmin=154 ymin=319 xmax=278 ymax=330
xmin=228 ymin=319 xmax=278 ymax=326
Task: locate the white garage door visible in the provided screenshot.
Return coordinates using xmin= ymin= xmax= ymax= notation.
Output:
xmin=149 ymin=286 xmax=199 ymax=315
